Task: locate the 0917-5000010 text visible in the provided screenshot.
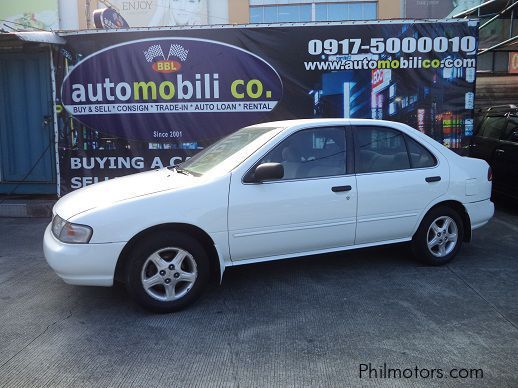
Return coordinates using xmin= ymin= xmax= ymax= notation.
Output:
xmin=308 ymin=36 xmax=477 ymax=56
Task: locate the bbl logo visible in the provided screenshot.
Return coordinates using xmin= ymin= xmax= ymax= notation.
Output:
xmin=144 ymin=44 xmax=189 ymax=73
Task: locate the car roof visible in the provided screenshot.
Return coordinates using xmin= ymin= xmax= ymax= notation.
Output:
xmin=252 ymin=118 xmax=405 ymax=128
xmin=484 ymin=104 xmax=518 ymax=115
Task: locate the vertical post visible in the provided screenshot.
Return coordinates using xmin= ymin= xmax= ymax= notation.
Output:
xmin=86 ymin=0 xmax=91 ymax=29
xmin=510 ymin=0 xmax=516 ymax=39
xmin=49 ymin=47 xmax=61 ymax=197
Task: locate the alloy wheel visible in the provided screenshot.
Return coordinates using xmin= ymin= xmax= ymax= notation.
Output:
xmin=140 ymin=247 xmax=198 ymax=302
xmin=426 ymin=216 xmax=458 ymax=258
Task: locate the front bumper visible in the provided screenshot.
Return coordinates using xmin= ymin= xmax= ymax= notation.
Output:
xmin=464 ymin=199 xmax=495 ymax=230
xmin=43 ymin=224 xmax=126 ymax=286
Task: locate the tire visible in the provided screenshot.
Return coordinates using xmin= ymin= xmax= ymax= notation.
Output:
xmin=412 ymin=206 xmax=464 ymax=266
xmin=125 ymin=232 xmax=209 ymax=313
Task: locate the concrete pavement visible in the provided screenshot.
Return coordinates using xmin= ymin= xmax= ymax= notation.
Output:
xmin=0 ymin=202 xmax=517 ymax=387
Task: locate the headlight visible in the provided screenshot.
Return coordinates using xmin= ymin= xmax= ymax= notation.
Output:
xmin=51 ymin=214 xmax=93 ymax=243
xmin=51 ymin=214 xmax=67 ymax=237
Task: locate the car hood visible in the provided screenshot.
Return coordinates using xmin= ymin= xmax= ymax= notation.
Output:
xmin=54 ymin=168 xmax=196 ymax=219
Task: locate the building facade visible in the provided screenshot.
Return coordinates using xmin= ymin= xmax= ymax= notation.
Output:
xmin=230 ymin=0 xmax=400 ymax=24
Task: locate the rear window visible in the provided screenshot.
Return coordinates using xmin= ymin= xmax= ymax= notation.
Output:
xmin=502 ymin=116 xmax=518 ymax=140
xmin=479 ymin=116 xmax=507 ymax=139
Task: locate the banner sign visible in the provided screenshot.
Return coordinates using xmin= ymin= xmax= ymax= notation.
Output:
xmin=93 ymin=8 xmax=130 ymax=29
xmin=509 ymin=52 xmax=518 ymax=74
xmin=61 ymin=38 xmax=282 ymax=141
xmin=107 ymin=0 xmax=210 ymax=27
xmin=55 ymin=20 xmax=478 ymax=195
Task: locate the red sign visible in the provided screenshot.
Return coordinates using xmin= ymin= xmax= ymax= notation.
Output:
xmin=509 ymin=52 xmax=518 ymax=74
xmin=372 ymin=69 xmax=384 ymax=88
xmin=371 ymin=68 xmax=391 ymax=93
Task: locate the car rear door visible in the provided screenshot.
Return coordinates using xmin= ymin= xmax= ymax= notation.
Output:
xmin=492 ymin=115 xmax=518 ymax=196
xmin=227 ymin=126 xmax=357 ymax=262
xmin=469 ymin=115 xmax=508 ymax=182
xmin=353 ymin=125 xmax=449 ymax=245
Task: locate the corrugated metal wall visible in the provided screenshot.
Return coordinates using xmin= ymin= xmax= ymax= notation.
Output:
xmin=475 ymin=75 xmax=518 ymax=112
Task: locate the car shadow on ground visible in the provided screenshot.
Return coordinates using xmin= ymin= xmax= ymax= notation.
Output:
xmin=68 ymin=242 xmax=428 ymax=315
xmin=65 ymin=195 xmax=518 ymax=317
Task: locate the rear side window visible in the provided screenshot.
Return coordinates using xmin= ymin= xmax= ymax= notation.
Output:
xmin=356 ymin=126 xmax=437 ymax=173
xmin=356 ymin=126 xmax=410 ymax=173
xmin=502 ymin=116 xmax=518 ymax=141
xmin=479 ymin=116 xmax=507 ymax=139
xmin=406 ymin=136 xmax=437 ymax=168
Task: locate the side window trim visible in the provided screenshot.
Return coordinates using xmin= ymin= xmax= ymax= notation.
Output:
xmin=346 ymin=126 xmax=355 ymax=176
xmin=401 ymin=134 xmax=412 ymax=168
xmin=242 ymin=125 xmax=350 ymax=184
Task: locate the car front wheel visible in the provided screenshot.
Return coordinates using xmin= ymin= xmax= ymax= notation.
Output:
xmin=126 ymin=233 xmax=209 ymax=312
xmin=412 ymin=206 xmax=464 ymax=265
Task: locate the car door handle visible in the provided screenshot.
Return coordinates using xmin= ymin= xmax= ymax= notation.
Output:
xmin=495 ymin=149 xmax=505 ymax=155
xmin=332 ymin=185 xmax=352 ymax=192
xmin=425 ymin=176 xmax=441 ymax=183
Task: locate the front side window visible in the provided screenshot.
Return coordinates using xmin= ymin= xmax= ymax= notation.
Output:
xmin=258 ymin=126 xmax=347 ymax=180
xmin=356 ymin=126 xmax=410 ymax=173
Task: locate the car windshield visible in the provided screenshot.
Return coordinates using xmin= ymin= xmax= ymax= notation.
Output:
xmin=176 ymin=125 xmax=283 ymax=176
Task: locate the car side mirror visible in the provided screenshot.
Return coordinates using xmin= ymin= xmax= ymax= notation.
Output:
xmin=246 ymin=162 xmax=284 ymax=183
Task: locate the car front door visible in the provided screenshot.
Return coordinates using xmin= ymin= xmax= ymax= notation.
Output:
xmin=353 ymin=125 xmax=449 ymax=245
xmin=227 ymin=126 xmax=357 ymax=262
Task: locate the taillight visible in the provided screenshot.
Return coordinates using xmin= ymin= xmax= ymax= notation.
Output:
xmin=487 ymin=167 xmax=493 ymax=181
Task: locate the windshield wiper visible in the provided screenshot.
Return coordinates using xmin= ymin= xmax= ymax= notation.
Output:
xmin=171 ymin=166 xmax=192 ymax=176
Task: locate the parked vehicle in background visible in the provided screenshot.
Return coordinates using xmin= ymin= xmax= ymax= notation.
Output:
xmin=469 ymin=105 xmax=518 ymax=200
xmin=44 ymin=119 xmax=494 ymax=313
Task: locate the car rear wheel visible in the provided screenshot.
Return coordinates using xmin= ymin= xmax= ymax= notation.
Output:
xmin=412 ymin=206 xmax=464 ymax=265
xmin=125 ymin=232 xmax=209 ymax=312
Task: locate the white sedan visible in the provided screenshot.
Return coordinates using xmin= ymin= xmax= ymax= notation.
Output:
xmin=44 ymin=119 xmax=494 ymax=312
